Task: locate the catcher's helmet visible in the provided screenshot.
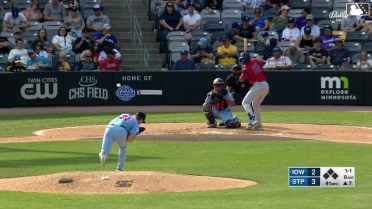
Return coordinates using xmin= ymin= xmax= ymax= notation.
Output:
xmin=213 ymin=78 xmax=224 ymax=85
xmin=239 ymin=52 xmax=251 ymax=64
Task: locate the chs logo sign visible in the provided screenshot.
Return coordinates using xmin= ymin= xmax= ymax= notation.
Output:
xmin=321 ymin=76 xmax=348 ymax=89
xmin=320 ymin=76 xmax=356 ymax=100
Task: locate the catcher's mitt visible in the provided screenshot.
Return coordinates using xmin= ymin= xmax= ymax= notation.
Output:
xmin=137 ymin=127 xmax=145 ymax=135
xmin=210 ymin=91 xmax=225 ymax=103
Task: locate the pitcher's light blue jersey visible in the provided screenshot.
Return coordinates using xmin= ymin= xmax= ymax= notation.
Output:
xmin=109 ymin=113 xmax=140 ymax=136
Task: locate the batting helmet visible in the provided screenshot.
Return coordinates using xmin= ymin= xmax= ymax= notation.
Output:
xmin=239 ymin=52 xmax=251 ymax=65
xmin=213 ymin=78 xmax=224 ymax=85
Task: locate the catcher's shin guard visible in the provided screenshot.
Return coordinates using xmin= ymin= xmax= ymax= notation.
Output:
xmin=225 ymin=116 xmax=241 ymax=128
xmin=202 ymin=103 xmax=215 ymax=125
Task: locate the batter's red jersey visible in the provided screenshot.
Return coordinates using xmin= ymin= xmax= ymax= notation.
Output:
xmin=240 ymin=59 xmax=266 ymax=84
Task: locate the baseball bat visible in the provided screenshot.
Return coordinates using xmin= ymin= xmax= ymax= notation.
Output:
xmin=243 ymin=38 xmax=247 ymax=52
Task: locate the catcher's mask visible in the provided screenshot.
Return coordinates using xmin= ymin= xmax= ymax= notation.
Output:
xmin=239 ymin=52 xmax=251 ymax=65
xmin=213 ymin=78 xmax=224 ymax=87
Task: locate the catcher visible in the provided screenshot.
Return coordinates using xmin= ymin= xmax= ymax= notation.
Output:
xmin=202 ymin=78 xmax=241 ymax=128
xmin=99 ymin=112 xmax=146 ymax=171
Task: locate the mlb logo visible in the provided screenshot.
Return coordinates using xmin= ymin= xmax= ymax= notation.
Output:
xmin=346 ymin=3 xmax=370 ymax=16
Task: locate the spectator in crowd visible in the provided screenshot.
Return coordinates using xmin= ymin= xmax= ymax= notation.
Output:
xmin=319 ymin=25 xmax=339 ymax=51
xmin=326 ymin=38 xmax=351 ymax=67
xmin=254 ymin=31 xmax=270 ymax=53
xmin=56 ymin=51 xmax=71 ymax=71
xmin=257 ymin=37 xmax=277 ymax=61
xmin=43 ymin=0 xmax=67 ymax=22
xmin=281 ymin=17 xmax=300 ymax=42
xmin=355 ymin=50 xmax=372 ymax=71
xmin=77 ymin=50 xmax=97 ymax=71
xmin=24 ymin=1 xmax=43 ymax=22
xmin=86 ymin=5 xmax=110 ymax=33
xmin=179 ymin=0 xmax=202 ymax=12
xmin=73 ymin=29 xmax=92 ymax=56
xmin=99 ymin=49 xmax=120 ymax=71
xmin=295 ymin=26 xmax=314 ymax=54
xmin=158 ymin=2 xmax=184 ymax=52
xmin=26 ymin=48 xmax=51 ymax=72
xmin=308 ymin=37 xmax=328 ymax=68
xmin=225 ymin=22 xmax=244 ymax=44
xmin=248 ymin=7 xmax=270 ymax=32
xmin=61 ymin=0 xmax=78 ymax=11
xmin=182 ymin=3 xmax=201 ymax=31
xmin=8 ymin=38 xmax=28 ymax=65
xmin=98 ymin=41 xmax=122 ymax=63
xmin=226 ymin=64 xmax=251 ymax=105
xmin=358 ymin=9 xmax=372 ymax=34
xmin=240 ymin=16 xmax=257 ymax=41
xmin=190 ymin=37 xmax=215 ymax=65
xmin=270 ymin=5 xmax=290 ymax=36
xmin=30 ymin=40 xmax=49 ymax=58
xmin=52 ymin=26 xmax=76 ymax=69
xmin=36 ymin=28 xmax=53 ymax=55
xmin=205 ymin=0 xmax=223 ymax=10
xmin=341 ymin=15 xmax=360 ymax=32
xmin=263 ymin=46 xmax=292 ymax=70
xmin=155 ymin=0 xmax=182 ymax=17
xmin=266 ymin=0 xmax=290 ymax=10
xmin=300 ymin=14 xmax=320 ymax=37
xmin=295 ymin=7 xmax=310 ymax=30
xmin=94 ymin=23 xmax=120 ymax=51
xmin=283 ymin=45 xmax=304 ymax=65
xmin=7 ymin=55 xmax=27 ymax=72
xmin=2 ymin=7 xmax=30 ymax=32
xmin=63 ymin=6 xmax=85 ymax=38
xmin=92 ymin=41 xmax=101 ymax=66
xmin=216 ymin=35 xmax=238 ymax=66
xmin=0 ymin=35 xmax=11 ymax=54
xmin=10 ymin=28 xmax=29 ymax=49
xmin=173 ymin=49 xmax=196 ymax=70
xmin=242 ymin=0 xmax=266 ymax=11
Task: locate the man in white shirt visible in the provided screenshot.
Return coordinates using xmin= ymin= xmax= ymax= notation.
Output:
xmin=300 ymin=14 xmax=320 ymax=37
xmin=7 ymin=38 xmax=28 ymax=65
xmin=183 ymin=3 xmax=201 ymax=30
xmin=2 ymin=7 xmax=30 ymax=32
xmin=263 ymin=47 xmax=292 ymax=70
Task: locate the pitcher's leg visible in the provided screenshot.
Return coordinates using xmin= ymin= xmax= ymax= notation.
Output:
xmin=116 ymin=146 xmax=127 ymax=171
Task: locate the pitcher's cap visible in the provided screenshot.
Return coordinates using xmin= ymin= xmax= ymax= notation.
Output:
xmin=136 ymin=112 xmax=146 ymax=123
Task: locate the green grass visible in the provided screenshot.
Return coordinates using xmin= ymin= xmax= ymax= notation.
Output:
xmin=0 ymin=111 xmax=372 ymax=209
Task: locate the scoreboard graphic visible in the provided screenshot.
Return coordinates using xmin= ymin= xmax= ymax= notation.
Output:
xmin=288 ymin=167 xmax=355 ymax=187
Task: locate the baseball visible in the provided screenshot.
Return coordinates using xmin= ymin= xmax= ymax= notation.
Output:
xmin=116 ymin=83 xmax=121 ymax=88
xmin=102 ymin=175 xmax=110 ymax=180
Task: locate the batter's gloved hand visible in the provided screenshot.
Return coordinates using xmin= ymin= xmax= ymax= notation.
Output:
xmin=137 ymin=127 xmax=146 ymax=135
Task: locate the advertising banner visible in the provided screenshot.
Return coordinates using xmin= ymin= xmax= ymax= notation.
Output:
xmin=364 ymin=72 xmax=372 ymax=105
xmin=0 ymin=73 xmax=16 ymax=107
xmin=15 ymin=72 xmax=64 ymax=106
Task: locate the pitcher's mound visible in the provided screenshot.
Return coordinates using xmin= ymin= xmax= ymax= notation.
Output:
xmin=0 ymin=171 xmax=257 ymax=194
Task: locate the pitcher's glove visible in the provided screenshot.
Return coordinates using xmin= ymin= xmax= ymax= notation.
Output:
xmin=211 ymin=92 xmax=224 ymax=103
xmin=137 ymin=127 xmax=146 ymax=135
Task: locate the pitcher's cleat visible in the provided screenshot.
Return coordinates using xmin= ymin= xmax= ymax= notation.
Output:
xmin=99 ymin=150 xmax=107 ymax=166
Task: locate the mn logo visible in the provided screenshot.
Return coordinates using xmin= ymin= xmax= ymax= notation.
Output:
xmin=346 ymin=3 xmax=370 ymax=16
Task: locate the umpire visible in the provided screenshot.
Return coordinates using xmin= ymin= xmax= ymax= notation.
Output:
xmin=226 ymin=64 xmax=251 ymax=105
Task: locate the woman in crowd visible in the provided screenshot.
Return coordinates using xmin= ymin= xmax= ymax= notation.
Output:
xmin=63 ymin=5 xmax=85 ymax=38
xmin=270 ymin=5 xmax=290 ymax=36
xmin=24 ymin=0 xmax=43 ymax=22
xmin=36 ymin=28 xmax=53 ymax=55
xmin=158 ymin=2 xmax=183 ymax=52
xmin=355 ymin=50 xmax=372 ymax=71
xmin=30 ymin=39 xmax=49 ymax=58
xmin=52 ymin=26 xmax=76 ymax=69
xmin=281 ymin=17 xmax=300 ymax=43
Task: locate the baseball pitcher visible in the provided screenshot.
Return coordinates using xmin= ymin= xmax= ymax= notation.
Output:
xmin=202 ymin=78 xmax=241 ymax=128
xmin=99 ymin=112 xmax=146 ymax=171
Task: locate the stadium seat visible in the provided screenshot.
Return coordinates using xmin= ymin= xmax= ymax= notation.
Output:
xmin=235 ymin=41 xmax=254 ymax=53
xmin=264 ymin=8 xmax=280 ymax=21
xmin=361 ymin=42 xmax=372 ymax=53
xmin=222 ymin=0 xmax=243 ymax=10
xmin=343 ymin=41 xmax=362 ymax=53
xmin=315 ymin=64 xmax=337 ymax=70
xmin=28 ymin=21 xmax=43 ymax=32
xmin=191 ymin=30 xmax=210 ymax=41
xmin=311 ymin=0 xmax=333 ymax=9
xmin=289 ymin=0 xmax=311 ymax=9
xmin=346 ymin=31 xmax=368 ymax=42
xmin=293 ymin=64 xmax=313 ymax=70
xmin=202 ymin=20 xmax=225 ymax=33
xmin=310 ymin=8 xmax=331 ymax=22
xmin=317 ymin=20 xmax=340 ymax=32
xmin=257 ymin=31 xmax=278 ymax=41
xmin=288 ymin=9 xmax=303 ymax=19
xmin=277 ymin=41 xmax=295 ymax=52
